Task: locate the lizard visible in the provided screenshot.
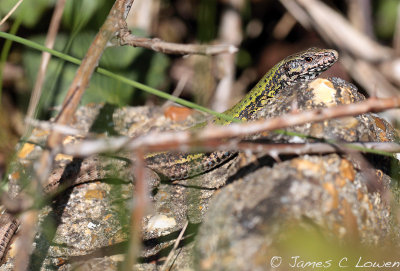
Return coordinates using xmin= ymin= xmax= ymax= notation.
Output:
xmin=144 ymin=47 xmax=338 ymax=179
xmin=0 ymin=47 xmax=338 ymax=261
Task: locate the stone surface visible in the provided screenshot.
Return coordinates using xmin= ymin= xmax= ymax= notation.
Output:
xmin=194 ymin=77 xmax=399 ymax=270
xmin=2 ymin=77 xmax=399 ymax=270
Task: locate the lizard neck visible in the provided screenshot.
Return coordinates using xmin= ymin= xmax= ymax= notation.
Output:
xmin=215 ymin=63 xmax=283 ymax=125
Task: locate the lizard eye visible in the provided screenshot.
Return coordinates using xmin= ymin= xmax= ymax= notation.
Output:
xmin=305 ymin=57 xmax=313 ymax=62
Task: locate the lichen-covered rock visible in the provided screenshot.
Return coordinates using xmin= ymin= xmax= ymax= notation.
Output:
xmin=194 ymin=77 xmax=399 ymax=271
xmin=255 ymin=77 xmax=397 ymax=143
xmin=2 ymin=77 xmax=398 ymax=271
xmin=195 ymin=154 xmax=392 ymax=271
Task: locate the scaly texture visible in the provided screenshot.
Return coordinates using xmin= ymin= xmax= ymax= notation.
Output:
xmin=145 ymin=47 xmax=338 ymax=179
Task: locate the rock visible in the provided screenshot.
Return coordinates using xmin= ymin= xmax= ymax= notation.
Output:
xmin=194 ymin=77 xmax=399 ymax=271
xmin=2 ymin=78 xmax=398 ymax=270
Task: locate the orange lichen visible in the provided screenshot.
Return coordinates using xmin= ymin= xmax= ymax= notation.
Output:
xmin=10 ymin=171 xmax=20 ymax=181
xmin=339 ymin=159 xmax=355 ymax=182
xmin=341 ymin=199 xmax=359 ymax=242
xmin=85 ymin=189 xmax=106 ymax=199
xmin=164 ymin=106 xmax=193 ymax=121
xmin=104 ymin=214 xmax=113 ymax=221
xmin=55 ymin=153 xmax=73 ymax=161
xmin=18 ymin=143 xmax=35 ymax=158
xmin=357 ymin=189 xmax=364 ymax=201
xmin=323 ymin=182 xmax=339 ymax=210
xmin=373 ymin=116 xmax=386 ymax=131
xmin=32 ymin=128 xmax=49 ymax=137
xmin=378 ymin=131 xmax=389 ymax=142
xmin=291 ymin=159 xmax=324 ymax=175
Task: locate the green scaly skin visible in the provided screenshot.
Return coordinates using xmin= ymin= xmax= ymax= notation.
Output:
xmin=146 ymin=48 xmax=339 ymax=180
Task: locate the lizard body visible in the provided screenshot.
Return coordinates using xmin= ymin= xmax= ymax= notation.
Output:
xmin=0 ymin=47 xmax=338 ymax=261
xmin=145 ymin=47 xmax=338 ymax=179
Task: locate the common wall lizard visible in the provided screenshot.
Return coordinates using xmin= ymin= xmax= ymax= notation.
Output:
xmin=0 ymin=47 xmax=338 ymax=261
xmin=145 ymin=47 xmax=338 ymax=179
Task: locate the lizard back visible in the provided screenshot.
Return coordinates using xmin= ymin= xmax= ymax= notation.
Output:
xmin=146 ymin=48 xmax=339 ymax=180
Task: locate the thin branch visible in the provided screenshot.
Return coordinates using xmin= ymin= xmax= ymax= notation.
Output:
xmin=160 ymin=221 xmax=189 ymax=271
xmin=37 ymin=0 xmax=134 ymax=188
xmin=281 ymin=0 xmax=393 ymax=61
xmin=236 ymin=142 xmax=400 ymax=157
xmin=14 ymin=211 xmax=39 ymax=271
xmin=162 ymin=74 xmax=189 ymax=108
xmin=340 ymin=55 xmax=400 ymax=98
xmin=211 ymin=0 xmax=244 ymax=111
xmin=25 ymin=117 xmax=85 ymax=136
xmin=273 ymin=12 xmax=297 ymax=40
xmin=26 ymin=0 xmax=66 ymax=122
xmin=279 ymin=0 xmax=312 ymax=29
xmin=122 ymin=149 xmax=148 ymax=271
xmin=347 ymin=0 xmax=374 ymax=38
xmin=127 ymin=0 xmax=158 ymax=33
xmin=0 ymin=0 xmax=24 ymax=26
xmin=56 ymin=95 xmax=400 ymax=158
xmin=58 ymin=135 xmax=400 ymax=159
xmin=197 ymin=95 xmax=400 ymax=142
xmin=119 ymin=34 xmax=238 ymax=56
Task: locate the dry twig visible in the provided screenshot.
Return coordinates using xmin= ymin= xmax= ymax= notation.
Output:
xmin=211 ymin=0 xmax=244 ymax=111
xmin=26 ymin=0 xmax=67 ymax=122
xmin=56 ymin=95 xmax=400 ymax=158
xmin=122 ymin=149 xmax=148 ymax=271
xmin=0 ymin=0 xmax=24 ymax=26
xmin=160 ymin=221 xmax=189 ymax=271
xmin=281 ymin=0 xmax=393 ymax=61
xmin=119 ymin=34 xmax=238 ymax=56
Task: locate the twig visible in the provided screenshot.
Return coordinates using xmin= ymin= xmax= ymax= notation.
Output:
xmin=37 ymin=0 xmax=134 ymax=193
xmin=59 ymin=135 xmax=400 ymax=159
xmin=162 ymin=74 xmax=189 ymax=108
xmin=122 ymin=149 xmax=148 ymax=271
xmin=55 ymin=95 xmax=400 ymax=158
xmin=279 ymin=0 xmax=312 ymax=30
xmin=160 ymin=221 xmax=189 ymax=271
xmin=14 ymin=210 xmax=39 ymax=271
xmin=347 ymin=0 xmax=373 ymax=38
xmin=237 ymin=142 xmax=400 ymax=157
xmin=127 ymin=0 xmax=158 ymax=33
xmin=0 ymin=0 xmax=24 ymax=26
xmin=25 ymin=117 xmax=85 ymax=136
xmin=340 ymin=54 xmax=400 ymax=122
xmin=281 ymin=0 xmax=393 ymax=61
xmin=119 ymin=34 xmax=238 ymax=56
xmin=47 ymin=0 xmax=133 ymax=148
xmin=273 ymin=12 xmax=297 ymax=40
xmin=211 ymin=0 xmax=243 ymax=111
xmin=198 ymin=95 xmax=400 ymax=141
xmin=340 ymin=55 xmax=399 ymax=98
xmin=26 ymin=0 xmax=66 ymax=122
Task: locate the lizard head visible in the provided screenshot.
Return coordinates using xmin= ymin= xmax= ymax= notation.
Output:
xmin=279 ymin=47 xmax=338 ymax=86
